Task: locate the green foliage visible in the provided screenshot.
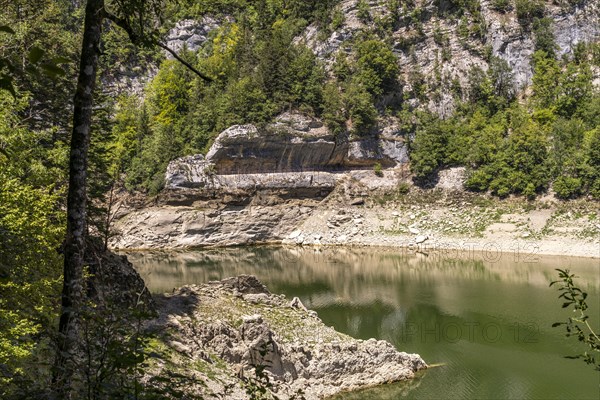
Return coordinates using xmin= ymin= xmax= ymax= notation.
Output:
xmin=555 ymin=61 xmax=592 ymax=118
xmin=121 ymin=10 xmax=329 ymax=192
xmin=488 ymin=56 xmax=516 ymax=105
xmin=0 ymin=6 xmax=78 ymax=392
xmin=457 ymin=16 xmax=469 ymax=40
xmin=409 ymin=113 xmax=452 ymax=181
xmin=333 ymin=51 xmax=352 ymax=82
xmin=433 ymin=24 xmax=443 ymax=45
xmin=0 ymin=174 xmax=63 ymax=393
xmin=550 ymin=269 xmax=600 ymax=371
xmin=533 ymin=50 xmax=593 ymax=118
xmin=344 ymin=80 xmax=377 ymax=136
xmin=407 ymin=67 xmax=427 ymax=100
xmin=110 ymin=95 xmax=144 ymax=174
xmin=553 ymin=176 xmax=582 ymax=199
xmin=515 ymin=0 xmax=545 ymax=23
xmin=357 ymin=0 xmax=371 ymax=23
xmin=331 ymin=7 xmax=345 ymax=31
xmin=397 ymin=182 xmax=411 ymax=195
xmin=532 ymin=51 xmax=560 ymax=109
xmin=355 ymin=39 xmax=399 ymax=96
xmin=466 ymin=67 xmax=495 ymax=105
xmin=77 ymin=297 xmax=155 ymax=399
xmin=491 ymin=0 xmax=511 ymax=12
xmin=0 ymin=0 xmax=80 ymax=135
xmin=373 ymin=162 xmax=383 ymax=177
xmin=533 ymin=17 xmax=556 ymax=56
xmin=584 ymin=128 xmax=600 ymax=198
xmin=547 ymin=118 xmax=585 ymax=180
xmin=287 ymin=45 xmax=326 ymax=114
xmin=471 ymin=117 xmax=549 ymax=198
xmin=322 ymin=82 xmax=346 ymax=137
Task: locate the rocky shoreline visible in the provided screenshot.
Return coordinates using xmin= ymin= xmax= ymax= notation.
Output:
xmin=284 ymin=195 xmax=600 ymax=260
xmin=110 ymin=170 xmax=599 ymax=259
xmin=145 ymin=275 xmax=427 ymax=399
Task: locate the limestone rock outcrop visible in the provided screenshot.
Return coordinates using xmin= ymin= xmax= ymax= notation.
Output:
xmin=165 ymin=112 xmax=408 ymax=190
xmin=147 ymin=275 xmax=426 ymax=399
xmin=109 ymin=200 xmax=317 ymax=249
xmin=164 ymin=17 xmax=221 ymax=56
xmin=297 ymin=0 xmax=600 ymax=113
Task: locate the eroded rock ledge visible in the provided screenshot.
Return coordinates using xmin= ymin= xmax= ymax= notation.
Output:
xmin=165 ymin=112 xmax=408 ymax=190
xmin=147 ymin=275 xmax=426 ymax=399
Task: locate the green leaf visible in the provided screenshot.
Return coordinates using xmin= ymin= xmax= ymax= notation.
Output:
xmin=25 ymin=65 xmax=38 ymax=76
xmin=40 ymin=63 xmax=65 ymax=78
xmin=51 ymin=56 xmax=71 ymax=65
xmin=0 ymin=58 xmax=14 ymax=72
xmin=0 ymin=26 xmax=15 ymax=34
xmin=28 ymin=47 xmax=45 ymax=64
xmin=0 ymin=76 xmax=16 ymax=98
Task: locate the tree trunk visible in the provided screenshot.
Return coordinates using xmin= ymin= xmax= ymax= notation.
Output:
xmin=53 ymin=0 xmax=104 ymax=396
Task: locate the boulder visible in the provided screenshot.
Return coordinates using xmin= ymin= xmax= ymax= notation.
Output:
xmin=205 ymin=122 xmax=339 ymax=174
xmin=415 ymin=235 xmax=428 ymax=244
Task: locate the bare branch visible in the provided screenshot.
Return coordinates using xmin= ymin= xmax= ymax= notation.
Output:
xmin=155 ymin=41 xmax=213 ymax=83
xmin=103 ymin=9 xmax=212 ymax=83
xmin=102 ymin=9 xmax=141 ymax=44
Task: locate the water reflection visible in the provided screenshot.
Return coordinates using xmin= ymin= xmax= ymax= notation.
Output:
xmin=128 ymin=246 xmax=599 ymax=302
xmin=125 ymin=246 xmax=600 ymax=399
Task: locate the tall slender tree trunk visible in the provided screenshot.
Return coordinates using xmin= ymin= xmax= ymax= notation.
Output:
xmin=53 ymin=0 xmax=104 ymax=397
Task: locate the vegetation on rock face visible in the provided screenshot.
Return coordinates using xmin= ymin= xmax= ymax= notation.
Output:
xmin=119 ymin=3 xmax=333 ymax=192
xmin=409 ymin=45 xmax=600 ymax=199
xmin=102 ymin=0 xmax=600 ymax=200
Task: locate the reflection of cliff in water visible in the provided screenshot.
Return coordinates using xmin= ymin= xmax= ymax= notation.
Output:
xmin=125 ymin=246 xmax=600 ymax=304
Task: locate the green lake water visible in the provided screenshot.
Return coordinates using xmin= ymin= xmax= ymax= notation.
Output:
xmin=126 ymin=246 xmax=600 ymax=399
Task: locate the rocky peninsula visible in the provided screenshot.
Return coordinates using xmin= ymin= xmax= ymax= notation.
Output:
xmin=145 ymin=275 xmax=427 ymax=399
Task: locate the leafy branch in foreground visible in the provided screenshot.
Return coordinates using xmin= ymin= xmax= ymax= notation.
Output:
xmin=550 ymin=268 xmax=600 ymax=370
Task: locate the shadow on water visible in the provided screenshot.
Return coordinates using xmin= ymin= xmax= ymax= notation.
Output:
xmin=124 ymin=246 xmax=600 ymax=399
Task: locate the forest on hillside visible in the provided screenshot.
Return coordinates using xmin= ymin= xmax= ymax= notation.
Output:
xmin=1 ymin=0 xmax=599 ymax=398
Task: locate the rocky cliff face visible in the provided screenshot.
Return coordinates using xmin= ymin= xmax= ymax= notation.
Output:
xmin=109 ymin=198 xmax=318 ymax=249
xmin=164 ymin=17 xmax=221 ymax=57
xmin=109 ymin=168 xmax=407 ymax=250
xmin=157 ymin=1 xmax=599 ymax=184
xmin=113 ymin=1 xmax=599 ymax=107
xmin=165 ymin=112 xmax=408 ymax=190
xmin=108 ymin=1 xmax=600 ymax=251
xmin=298 ymin=0 xmax=600 ymax=114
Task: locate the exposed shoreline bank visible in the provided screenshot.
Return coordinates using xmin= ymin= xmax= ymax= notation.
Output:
xmin=282 ymin=230 xmax=600 ymax=260
xmin=111 ymin=196 xmax=599 ymax=261
xmin=117 ymin=238 xmax=599 ymax=260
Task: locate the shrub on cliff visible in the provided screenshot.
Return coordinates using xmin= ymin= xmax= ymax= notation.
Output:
xmin=355 ymin=39 xmax=399 ymax=96
xmin=553 ymin=176 xmax=583 ymax=199
xmin=515 ymin=0 xmax=545 ymax=23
